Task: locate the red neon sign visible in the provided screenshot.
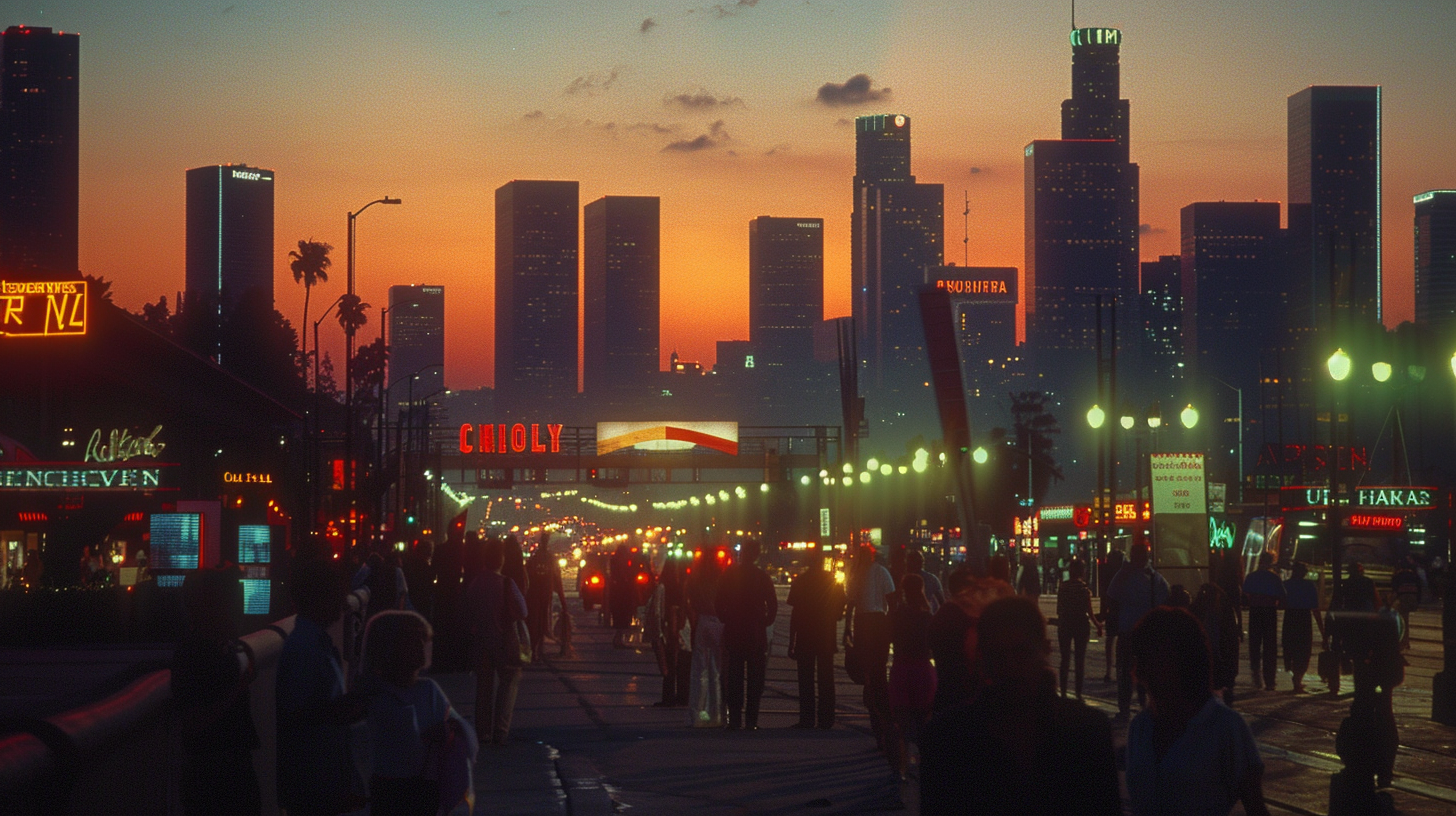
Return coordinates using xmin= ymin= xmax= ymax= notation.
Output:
xmin=1345 ymin=514 xmax=1404 ymax=532
xmin=459 ymin=423 xmax=563 ymax=454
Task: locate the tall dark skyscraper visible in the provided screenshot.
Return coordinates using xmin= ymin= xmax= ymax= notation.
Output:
xmin=1414 ymin=190 xmax=1456 ymax=331
xmin=0 ymin=25 xmax=79 ymax=274
xmin=1025 ymin=27 xmax=1139 ymax=388
xmin=185 ymin=164 xmax=275 ymax=326
xmin=1288 ymin=86 xmax=1381 ymax=329
xmin=387 ymin=284 xmax=445 ymax=410
xmin=1139 ymin=255 xmax=1182 ymax=386
xmin=749 ymin=216 xmax=823 ymax=369
xmin=495 ymin=179 xmax=578 ymax=411
xmin=850 ymin=114 xmax=944 ymax=441
xmin=925 ymin=265 xmax=1019 ymax=428
xmin=584 ymin=195 xmax=660 ymax=401
xmin=1179 ymin=201 xmax=1283 ymax=390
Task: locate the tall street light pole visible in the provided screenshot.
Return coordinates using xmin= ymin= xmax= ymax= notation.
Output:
xmin=1211 ymin=376 xmax=1244 ymax=505
xmin=310 ymin=293 xmax=345 ymax=541
xmin=345 ymin=196 xmax=401 ymax=552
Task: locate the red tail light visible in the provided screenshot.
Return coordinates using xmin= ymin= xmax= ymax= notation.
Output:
xmin=589 ymin=576 xmax=602 ymax=585
xmin=636 ymin=572 xmax=649 ymax=584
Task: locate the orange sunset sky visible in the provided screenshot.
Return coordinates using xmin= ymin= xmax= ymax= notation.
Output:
xmin=15 ymin=0 xmax=1456 ymax=388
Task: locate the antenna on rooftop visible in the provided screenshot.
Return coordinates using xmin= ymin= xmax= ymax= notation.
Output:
xmin=963 ymin=190 xmax=970 ymax=266
xmin=1072 ymin=0 xmax=1076 ymax=30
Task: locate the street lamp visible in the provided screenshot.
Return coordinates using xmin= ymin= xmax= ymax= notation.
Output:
xmin=309 ymin=293 xmax=346 ymax=540
xmin=344 ymin=196 xmax=402 ymax=551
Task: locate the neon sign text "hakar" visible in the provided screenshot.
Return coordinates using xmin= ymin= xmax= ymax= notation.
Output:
xmin=85 ymin=425 xmax=165 ymax=463
xmin=459 ymin=423 xmax=563 ymax=454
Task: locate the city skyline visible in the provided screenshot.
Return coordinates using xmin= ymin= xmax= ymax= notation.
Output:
xmin=7 ymin=1 xmax=1456 ymax=389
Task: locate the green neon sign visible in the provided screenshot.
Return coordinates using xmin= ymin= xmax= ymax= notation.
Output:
xmin=1071 ymin=28 xmax=1122 ymax=47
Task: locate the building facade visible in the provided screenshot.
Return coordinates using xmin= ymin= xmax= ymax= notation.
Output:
xmin=495 ymin=179 xmax=578 ymax=411
xmin=1415 ymin=190 xmax=1456 ymax=332
xmin=0 ymin=25 xmax=80 ymax=275
xmin=387 ymin=284 xmax=445 ymax=409
xmin=584 ymin=195 xmax=660 ymax=401
xmin=749 ymin=216 xmax=823 ymax=369
xmin=1287 ymin=86 xmax=1382 ymax=330
xmin=185 ymin=164 xmax=276 ymax=330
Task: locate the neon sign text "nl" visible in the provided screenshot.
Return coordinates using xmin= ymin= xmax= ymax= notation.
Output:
xmin=1 ymin=279 xmax=87 ymax=337
xmin=459 ymin=423 xmax=563 ymax=454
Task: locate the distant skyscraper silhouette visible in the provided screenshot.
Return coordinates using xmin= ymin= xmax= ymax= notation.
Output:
xmin=925 ymin=265 xmax=1018 ymax=428
xmin=749 ymin=216 xmax=823 ymax=369
xmin=1139 ymin=255 xmax=1182 ymax=386
xmin=1179 ymin=201 xmax=1283 ymax=392
xmin=495 ymin=179 xmax=578 ymax=410
xmin=0 ymin=25 xmax=79 ymax=274
xmin=1025 ymin=27 xmax=1139 ymax=380
xmin=1287 ymin=86 xmax=1382 ymax=329
xmin=1415 ymin=190 xmax=1456 ymax=332
xmin=185 ymin=165 xmax=275 ymax=334
xmin=850 ymin=114 xmax=944 ymax=441
xmin=584 ymin=195 xmax=660 ymax=402
xmin=387 ymin=284 xmax=445 ymax=410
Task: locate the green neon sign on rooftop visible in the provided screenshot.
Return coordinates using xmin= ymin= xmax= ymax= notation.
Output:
xmin=1071 ymin=27 xmax=1122 ymax=47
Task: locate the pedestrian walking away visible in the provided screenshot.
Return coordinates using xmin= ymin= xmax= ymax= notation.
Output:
xmin=464 ymin=537 xmax=528 ymax=745
xmin=717 ymin=539 xmax=778 ymax=730
xmin=844 ymin=544 xmax=896 ymax=760
xmin=1283 ymin=562 xmax=1325 ymax=694
xmin=1105 ymin=541 xmax=1170 ymax=717
xmin=1055 ymin=558 xmax=1101 ymax=700
xmin=1243 ymin=551 xmax=1286 ymax=692
xmin=787 ymin=547 xmax=845 ymax=729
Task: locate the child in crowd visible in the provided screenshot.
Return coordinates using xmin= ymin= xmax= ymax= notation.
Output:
xmin=360 ymin=610 xmax=477 ymax=816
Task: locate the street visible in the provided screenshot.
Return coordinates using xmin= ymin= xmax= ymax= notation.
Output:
xmin=429 ymin=585 xmax=1456 ymax=815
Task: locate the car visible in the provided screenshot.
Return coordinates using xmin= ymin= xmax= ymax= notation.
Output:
xmin=577 ymin=553 xmax=609 ymax=612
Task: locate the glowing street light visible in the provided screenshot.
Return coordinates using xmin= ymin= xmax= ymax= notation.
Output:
xmin=1180 ymin=404 xmax=1199 ymax=429
xmin=1086 ymin=404 xmax=1106 ymax=429
xmin=972 ymin=446 xmax=989 ymax=465
xmin=1328 ymin=348 xmax=1352 ymax=381
xmin=1372 ymin=361 xmax=1393 ymax=383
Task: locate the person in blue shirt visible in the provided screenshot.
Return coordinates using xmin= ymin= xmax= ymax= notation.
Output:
xmin=1282 ymin=562 xmax=1324 ymax=694
xmin=1242 ymin=552 xmax=1287 ymax=691
xmin=1104 ymin=541 xmax=1170 ymax=717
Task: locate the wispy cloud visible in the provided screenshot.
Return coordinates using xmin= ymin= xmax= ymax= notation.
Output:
xmin=692 ymin=0 xmax=760 ymax=19
xmin=640 ymin=18 xmax=657 ymax=33
xmin=816 ymin=74 xmax=891 ymax=107
xmin=565 ymin=67 xmax=622 ymax=97
xmin=1139 ymin=223 xmax=1166 ymax=235
xmin=664 ymin=89 xmax=744 ymax=110
xmin=662 ymin=120 xmax=730 ymax=153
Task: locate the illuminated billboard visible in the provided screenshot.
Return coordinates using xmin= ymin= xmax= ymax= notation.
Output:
xmin=929 ymin=267 xmax=1017 ymax=302
xmin=596 ymin=422 xmax=739 ymax=455
xmin=0 ymin=278 xmax=87 ymax=337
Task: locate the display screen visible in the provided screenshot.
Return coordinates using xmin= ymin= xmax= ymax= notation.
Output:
xmin=238 ymin=525 xmax=271 ymax=564
xmin=150 ymin=513 xmax=200 ymax=570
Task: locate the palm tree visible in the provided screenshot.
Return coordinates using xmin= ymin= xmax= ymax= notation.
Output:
xmin=336 ymin=292 xmax=369 ymax=339
xmin=289 ymin=239 xmax=333 ymax=361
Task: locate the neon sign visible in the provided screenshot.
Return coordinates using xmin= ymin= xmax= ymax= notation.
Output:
xmin=231 ymin=169 xmax=266 ymax=181
xmin=1346 ymin=514 xmax=1404 ymax=531
xmin=935 ymin=279 xmax=1010 ymax=295
xmin=1282 ymin=486 xmax=1436 ymax=510
xmin=1208 ymin=517 xmax=1236 ymax=549
xmin=224 ymin=471 xmax=274 ymax=484
xmin=0 ymin=467 xmax=164 ymax=490
xmin=459 ymin=423 xmax=563 ymax=454
xmin=85 ymin=425 xmax=165 ymax=463
xmin=0 ymin=279 xmax=87 ymax=337
xmin=1071 ymin=28 xmax=1121 ymax=47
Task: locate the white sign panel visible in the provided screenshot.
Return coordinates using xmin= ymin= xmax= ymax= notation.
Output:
xmin=1150 ymin=453 xmax=1207 ymax=515
xmin=820 ymin=508 xmax=831 ymax=537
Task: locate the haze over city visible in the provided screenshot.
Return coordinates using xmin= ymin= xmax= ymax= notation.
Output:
xmin=14 ymin=0 xmax=1456 ymax=388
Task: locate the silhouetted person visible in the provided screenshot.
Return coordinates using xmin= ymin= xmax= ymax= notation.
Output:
xmin=464 ymin=537 xmax=527 ymax=745
xmin=1106 ymin=542 xmax=1170 ymax=717
xmin=172 ymin=565 xmax=260 ymax=815
xmin=401 ymin=539 xmax=435 ymax=620
xmin=358 ymin=610 xmax=476 ymax=816
xmin=907 ymin=549 xmax=945 ymax=613
xmin=609 ymin=543 xmax=639 ymax=648
xmin=431 ymin=530 xmax=468 ymax=671
xmin=686 ymin=547 xmax=726 ymax=727
xmin=1391 ymin=556 xmax=1421 ymax=650
xmin=650 ymin=556 xmax=691 ymax=706
xmin=276 ymin=559 xmax=365 ymax=815
xmin=1283 ymin=562 xmax=1324 ymax=694
xmin=1191 ymin=582 xmax=1242 ymax=705
xmin=1332 ymin=608 xmax=1402 ymax=809
xmin=525 ymin=534 xmax=567 ymax=661
xmin=718 ymin=539 xmax=778 ymax=730
xmin=919 ymin=596 xmax=1121 ymax=815
xmin=1099 ymin=546 xmax=1125 ymax=683
xmin=1326 ymin=561 xmax=1381 ymax=695
xmin=887 ymin=573 xmax=936 ymax=779
xmin=1242 ymin=551 xmax=1286 ymax=691
xmin=787 ymin=548 xmax=845 ymax=728
xmin=844 ymin=545 xmax=895 ymax=768
xmin=1055 ymin=558 xmax=1100 ymax=700
xmin=1126 ymin=607 xmax=1270 ymax=816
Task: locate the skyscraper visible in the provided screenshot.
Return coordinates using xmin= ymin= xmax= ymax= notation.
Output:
xmin=1179 ymin=201 xmax=1283 ymax=390
xmin=584 ymin=195 xmax=659 ymax=401
xmin=1025 ymin=27 xmax=1139 ymax=386
xmin=0 ymin=25 xmax=79 ymax=274
xmin=1288 ymin=86 xmax=1382 ymax=329
xmin=749 ymin=216 xmax=823 ymax=368
xmin=495 ymin=179 xmax=578 ymax=411
xmin=185 ymin=164 xmax=275 ymax=326
xmin=850 ymin=114 xmax=944 ymax=441
xmin=387 ymin=284 xmax=445 ymax=410
xmin=1139 ymin=255 xmax=1182 ymax=386
xmin=926 ymin=265 xmax=1018 ymax=428
xmin=1414 ymin=190 xmax=1456 ymax=331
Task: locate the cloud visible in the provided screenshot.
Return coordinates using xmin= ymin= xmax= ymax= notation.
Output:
xmin=835 ymin=118 xmax=854 ymax=127
xmin=1139 ymin=223 xmax=1166 ymax=235
xmin=816 ymin=74 xmax=891 ymax=107
xmin=694 ymin=0 xmax=760 ymax=18
xmin=640 ymin=18 xmax=657 ymax=33
xmin=522 ymin=110 xmax=545 ymax=120
xmin=664 ymin=90 xmax=744 ymax=110
xmin=629 ymin=122 xmax=679 ymax=135
xmin=662 ymin=120 xmax=729 ymax=153
xmin=565 ymin=67 xmax=622 ymax=97
xmin=969 ymin=166 xmax=985 ymax=175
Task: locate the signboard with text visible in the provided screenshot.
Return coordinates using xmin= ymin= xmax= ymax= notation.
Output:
xmin=1150 ymin=453 xmax=1206 ymax=515
xmin=1 ymin=279 xmax=87 ymax=337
